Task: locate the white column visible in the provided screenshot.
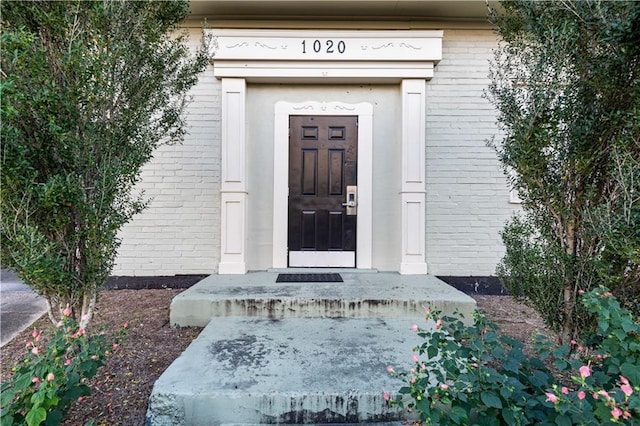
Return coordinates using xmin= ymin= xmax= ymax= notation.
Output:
xmin=400 ymin=79 xmax=428 ymax=274
xmin=219 ymin=78 xmax=247 ymax=274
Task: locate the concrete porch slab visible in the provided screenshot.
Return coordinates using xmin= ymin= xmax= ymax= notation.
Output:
xmin=170 ymin=272 xmax=476 ymax=327
xmin=146 ymin=316 xmax=424 ymax=425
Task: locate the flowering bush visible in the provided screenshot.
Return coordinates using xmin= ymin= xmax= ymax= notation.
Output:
xmin=541 ymin=287 xmax=640 ymax=424
xmin=385 ymin=288 xmax=639 ymax=425
xmin=0 ymin=308 xmax=128 ymax=426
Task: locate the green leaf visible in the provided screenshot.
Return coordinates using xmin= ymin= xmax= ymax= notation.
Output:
xmin=25 ymin=407 xmax=46 ymax=426
xmin=30 ymin=391 xmax=45 ymax=407
xmin=427 ymin=345 xmax=439 ymax=359
xmin=0 ymin=388 xmax=16 ymax=407
xmin=529 ymin=369 xmax=551 ymax=387
xmin=555 ymin=414 xmax=571 ymax=426
xmin=399 ymin=386 xmax=411 ymax=395
xmin=502 ymin=409 xmax=516 ymax=425
xmin=480 ymin=391 xmax=503 ymax=409
xmin=13 ymin=373 xmax=33 ymax=392
xmin=553 ymin=359 xmax=568 ymax=371
xmin=450 ymin=405 xmax=468 ymax=424
xmin=44 ymin=409 xmax=62 ymax=426
xmin=620 ymin=362 xmax=640 ymax=383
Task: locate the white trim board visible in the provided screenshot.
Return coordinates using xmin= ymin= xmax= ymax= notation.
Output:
xmin=289 ymin=251 xmax=356 ymax=268
xmin=273 ymin=101 xmax=374 ymax=270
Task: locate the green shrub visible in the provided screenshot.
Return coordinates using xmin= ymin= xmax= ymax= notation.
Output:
xmin=386 ymin=288 xmax=639 ymax=425
xmin=0 ymin=311 xmax=128 ymax=426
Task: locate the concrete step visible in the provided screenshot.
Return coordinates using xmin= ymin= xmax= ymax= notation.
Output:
xmin=146 ymin=317 xmax=424 ymax=425
xmin=170 ymin=272 xmax=475 ymax=327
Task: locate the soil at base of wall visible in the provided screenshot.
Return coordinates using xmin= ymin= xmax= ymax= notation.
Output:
xmin=0 ymin=289 xmax=554 ymax=425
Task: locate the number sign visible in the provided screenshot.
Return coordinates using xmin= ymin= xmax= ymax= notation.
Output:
xmin=301 ymin=40 xmax=346 ymax=54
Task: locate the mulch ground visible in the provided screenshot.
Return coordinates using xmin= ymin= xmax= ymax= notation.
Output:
xmin=0 ymin=289 xmax=553 ymax=425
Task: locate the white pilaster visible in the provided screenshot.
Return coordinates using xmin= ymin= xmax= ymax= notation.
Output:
xmin=219 ymin=78 xmax=247 ymax=274
xmin=400 ymin=79 xmax=428 ymax=274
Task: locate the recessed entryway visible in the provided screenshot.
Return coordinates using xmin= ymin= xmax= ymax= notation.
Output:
xmin=273 ymin=101 xmax=373 ymax=270
xmin=288 ymin=115 xmax=358 ymax=267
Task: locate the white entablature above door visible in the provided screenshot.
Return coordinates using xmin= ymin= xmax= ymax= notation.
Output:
xmin=206 ymin=29 xmax=443 ymax=83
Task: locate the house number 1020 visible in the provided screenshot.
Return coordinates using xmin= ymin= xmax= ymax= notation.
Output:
xmin=301 ymin=40 xmax=346 ymax=54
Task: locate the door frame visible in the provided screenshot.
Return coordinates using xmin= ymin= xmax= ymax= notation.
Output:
xmin=273 ymin=101 xmax=373 ymax=269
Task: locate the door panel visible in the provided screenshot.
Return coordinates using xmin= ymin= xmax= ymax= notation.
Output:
xmin=288 ymin=115 xmax=357 ymax=266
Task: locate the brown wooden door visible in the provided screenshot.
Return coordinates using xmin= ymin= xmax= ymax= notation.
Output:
xmin=288 ymin=115 xmax=357 ymax=267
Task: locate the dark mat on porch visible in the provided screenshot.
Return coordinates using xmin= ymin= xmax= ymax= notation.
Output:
xmin=276 ymin=273 xmax=343 ymax=283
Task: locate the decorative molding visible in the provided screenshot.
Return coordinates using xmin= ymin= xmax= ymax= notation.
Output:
xmin=212 ymin=60 xmax=436 ymax=82
xmin=208 ymin=29 xmax=442 ymax=63
xmin=273 ymin=101 xmax=373 ymax=270
xmin=291 ymin=102 xmax=357 ymax=112
xmin=253 ymin=42 xmax=278 ymax=50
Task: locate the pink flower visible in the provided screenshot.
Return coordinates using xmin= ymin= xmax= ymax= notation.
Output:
xmin=593 ymin=392 xmax=599 ymax=400
xmin=77 ymin=396 xmax=85 ymax=403
xmin=545 ymin=392 xmax=558 ymax=403
xmin=577 ymin=391 xmax=586 ymax=400
xmin=65 ymin=358 xmax=72 ymax=366
xmin=420 ymin=364 xmax=427 ymax=371
xmin=561 ymin=387 xmax=569 ymax=395
xmin=410 ymin=377 xmax=416 ymax=384
xmin=56 ymin=321 xmax=63 ymax=328
xmin=410 ymin=324 xmax=419 ymax=332
xmin=598 ymin=390 xmax=610 ymax=399
xmin=91 ymin=355 xmax=98 ymax=360
xmin=46 ymin=373 xmax=55 ymax=382
xmin=621 ymin=384 xmax=633 ymax=397
xmin=32 ymin=329 xmax=39 ymax=338
xmin=412 ymin=355 xmax=419 ymax=363
xmin=570 ymin=340 xmax=577 ymax=345
xmin=579 ymin=365 xmax=591 ymax=378
xmin=63 ymin=306 xmax=72 ymax=317
xmin=435 ymin=319 xmax=442 ymax=329
xmin=383 ymin=392 xmax=390 ymax=401
xmin=424 ymin=307 xmax=431 ymax=316
xmin=32 ymin=377 xmax=40 ymax=384
xmin=123 ymin=322 xmax=129 ymax=328
xmin=577 ymin=346 xmax=584 ymax=352
xmin=471 ymin=362 xmax=479 ymax=368
xmin=611 ymin=406 xmax=622 ymax=420
xmin=578 ymin=289 xmax=585 ymax=295
xmin=623 ymin=411 xmax=632 ymax=419
xmin=620 ymin=376 xmax=629 ymax=386
xmin=26 ymin=341 xmax=33 ymax=348
xmin=440 ymin=384 xmax=449 ymax=390
xmin=31 ymin=347 xmax=39 ymax=355
xmin=410 ymin=368 xmax=416 ymax=374
xmin=386 ymin=366 xmax=394 ymax=374
xmin=113 ymin=343 xmax=119 ymax=350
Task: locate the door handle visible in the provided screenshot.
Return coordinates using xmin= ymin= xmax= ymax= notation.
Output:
xmin=343 ymin=185 xmax=357 ymax=215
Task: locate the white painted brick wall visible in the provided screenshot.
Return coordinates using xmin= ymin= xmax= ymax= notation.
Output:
xmin=426 ymin=29 xmax=519 ymax=276
xmin=112 ymin=28 xmax=221 ymax=276
xmin=113 ymin=27 xmax=518 ymax=277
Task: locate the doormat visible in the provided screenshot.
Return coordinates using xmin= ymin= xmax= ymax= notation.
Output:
xmin=276 ymin=273 xmax=343 ymax=283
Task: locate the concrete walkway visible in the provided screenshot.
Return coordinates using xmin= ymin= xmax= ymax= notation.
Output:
xmin=170 ymin=271 xmax=476 ymax=327
xmin=147 ymin=271 xmax=476 ymax=425
xmin=0 ymin=269 xmax=48 ymax=347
